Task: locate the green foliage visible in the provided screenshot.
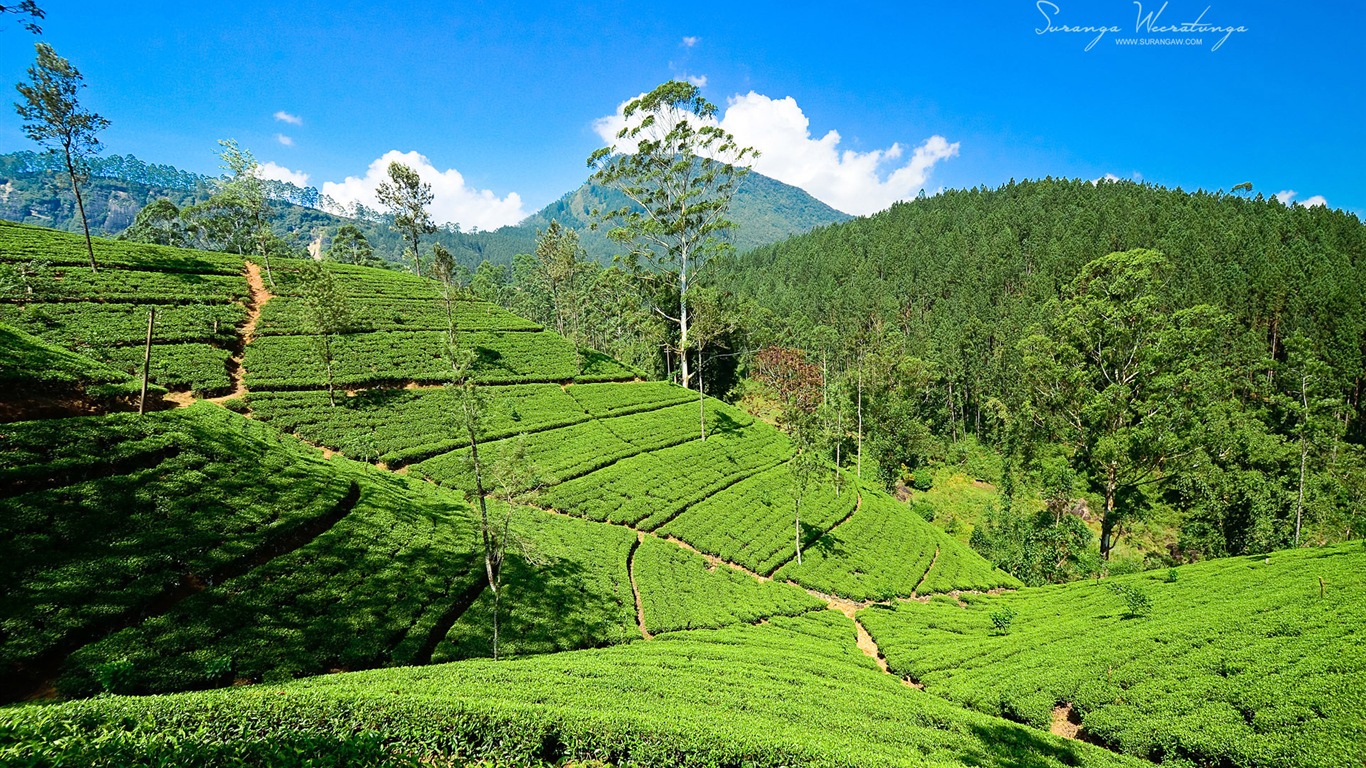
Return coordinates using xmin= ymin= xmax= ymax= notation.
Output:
xmin=118 ymin=197 xmax=187 ymax=246
xmin=101 ymin=341 xmax=233 ymax=394
xmin=244 ymin=330 xmax=619 ymax=389
xmin=375 ymin=161 xmax=434 ymax=276
xmin=250 ymin=384 xmax=590 ymax=466
xmin=988 ymin=607 xmax=1015 ymax=634
xmin=775 ymin=487 xmax=936 ymax=600
xmin=659 ymin=462 xmax=858 ymax=576
xmin=726 ymin=179 xmax=1366 ymax=560
xmin=859 ymin=543 xmax=1366 ymax=767
xmin=13 ymin=41 xmax=109 ymax=270
xmin=0 ymin=220 xmax=245 ymax=273
xmin=59 ymin=459 xmax=484 ymax=696
xmin=911 ymin=466 xmax=934 ymax=491
xmin=969 ymin=504 xmax=1096 ymax=587
xmin=0 ymin=322 xmax=144 ymax=400
xmin=416 ymin=400 xmax=744 ymax=493
xmin=0 ymin=612 xmax=1137 ymax=768
xmin=543 ymin=418 xmax=788 ymax=530
xmin=435 ymin=508 xmax=637 ymax=661
xmin=1104 ymin=582 xmax=1152 ymax=618
xmin=323 ymin=223 xmax=377 ymax=266
xmin=634 ymin=535 xmax=824 ymax=634
xmin=0 ymin=405 xmax=355 ymax=680
xmin=256 ymin=296 xmax=538 ymax=334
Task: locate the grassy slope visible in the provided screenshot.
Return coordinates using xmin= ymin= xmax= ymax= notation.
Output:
xmin=0 ymin=612 xmax=1140 ymax=768
xmin=859 ymin=542 xmax=1366 ymax=767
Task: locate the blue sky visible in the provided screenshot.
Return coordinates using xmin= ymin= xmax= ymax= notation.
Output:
xmin=1 ymin=0 xmax=1362 ymax=226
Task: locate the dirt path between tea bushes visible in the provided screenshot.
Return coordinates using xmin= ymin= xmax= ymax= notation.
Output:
xmin=204 ymin=260 xmax=272 ymax=406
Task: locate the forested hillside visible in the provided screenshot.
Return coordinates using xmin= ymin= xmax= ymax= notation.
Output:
xmin=721 ymin=179 xmax=1366 ymax=570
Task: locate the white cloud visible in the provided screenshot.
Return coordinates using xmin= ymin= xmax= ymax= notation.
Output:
xmin=258 ymin=161 xmax=310 ymax=187
xmin=1275 ymin=190 xmax=1328 ymax=208
xmin=682 ymin=36 xmax=700 ymax=47
xmin=593 ymin=90 xmax=959 ymax=215
xmin=1091 ymin=173 xmax=1122 ymax=185
xmin=320 ymin=150 xmax=527 ymax=231
xmin=274 ymin=110 xmax=302 ymax=126
xmin=275 ymin=133 xmax=294 ymax=146
xmin=685 ymin=74 xmax=708 ymax=87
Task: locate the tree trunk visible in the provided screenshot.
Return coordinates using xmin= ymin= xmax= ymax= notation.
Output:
xmin=325 ymin=349 xmax=336 ymax=407
xmin=492 ymin=586 xmax=501 ymax=661
xmin=679 ymin=249 xmax=691 ymax=391
xmin=1100 ymin=465 xmax=1118 ymax=560
xmin=64 ymin=151 xmax=97 ymax=273
xmin=1295 ymin=372 xmax=1309 ymax=547
xmin=835 ymin=404 xmax=842 ymax=497
xmin=411 ymin=234 xmax=422 ymax=277
xmin=794 ymin=496 xmax=803 ymax=565
xmin=857 ymin=360 xmax=863 ymax=479
xmin=698 ymin=345 xmax=706 ymax=441
xmin=138 ymin=307 xmax=155 ymax=414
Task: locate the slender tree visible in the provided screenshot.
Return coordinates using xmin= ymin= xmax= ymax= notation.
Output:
xmin=533 ymin=220 xmax=589 ymax=339
xmin=432 ymin=242 xmax=463 ymax=344
xmin=481 ymin=436 xmax=543 ymax=660
xmin=14 ymin=42 xmax=109 ymax=272
xmin=376 ymin=161 xmax=435 ymax=277
xmin=588 ymin=80 xmax=757 ymax=392
xmin=210 ymin=140 xmax=275 ymax=284
xmin=298 ymin=260 xmax=349 ymax=406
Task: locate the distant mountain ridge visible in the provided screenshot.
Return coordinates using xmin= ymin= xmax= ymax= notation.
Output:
xmin=0 ymin=151 xmax=851 ymax=267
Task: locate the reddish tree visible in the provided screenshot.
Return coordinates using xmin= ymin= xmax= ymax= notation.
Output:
xmin=752 ymin=346 xmax=823 ymax=415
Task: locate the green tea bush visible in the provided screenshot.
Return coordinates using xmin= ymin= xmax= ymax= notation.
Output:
xmin=1105 ymin=582 xmax=1151 ymax=618
xmin=859 ymin=544 xmax=1366 ymax=767
xmin=0 ymin=612 xmax=1139 ymax=768
xmin=659 ymin=463 xmax=858 ymax=576
xmin=634 ymin=535 xmax=824 ymax=634
xmin=988 ymin=607 xmax=1015 ymax=634
xmin=434 ymin=509 xmax=637 ymax=661
xmin=775 ymin=487 xmax=940 ymax=601
xmin=542 ymin=422 xmax=789 ymax=529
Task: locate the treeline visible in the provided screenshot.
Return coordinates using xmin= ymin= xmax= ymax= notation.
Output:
xmin=719 ymin=178 xmax=1366 ymax=577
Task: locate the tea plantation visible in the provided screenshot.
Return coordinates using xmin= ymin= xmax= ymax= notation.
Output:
xmin=859 ymin=543 xmax=1366 ymax=767
xmin=1 ymin=222 xmax=1359 ymax=767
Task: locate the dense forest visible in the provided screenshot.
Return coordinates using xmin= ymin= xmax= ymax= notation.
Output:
xmin=716 ymin=178 xmax=1366 ymax=577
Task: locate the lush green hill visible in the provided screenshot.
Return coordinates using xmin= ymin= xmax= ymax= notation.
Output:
xmin=1 ymin=221 xmax=1355 ymax=768
xmin=720 ymin=178 xmax=1366 ymax=566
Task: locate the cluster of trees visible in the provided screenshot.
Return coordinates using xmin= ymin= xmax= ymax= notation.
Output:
xmin=722 ymin=178 xmax=1366 ymax=579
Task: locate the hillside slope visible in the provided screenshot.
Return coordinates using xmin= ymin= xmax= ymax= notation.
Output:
xmin=860 ymin=542 xmax=1366 ymax=768
xmin=2 ymin=222 xmax=1354 ymax=768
